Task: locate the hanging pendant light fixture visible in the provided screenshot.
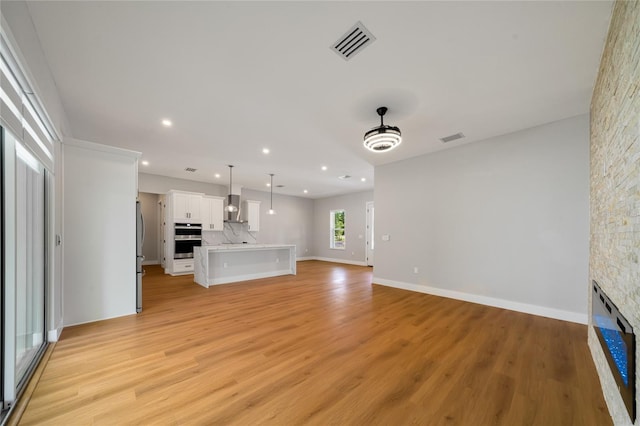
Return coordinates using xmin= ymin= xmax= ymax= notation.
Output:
xmin=267 ymin=173 xmax=276 ymax=215
xmin=363 ymin=106 xmax=402 ymax=152
xmin=226 ymin=165 xmax=238 ymax=212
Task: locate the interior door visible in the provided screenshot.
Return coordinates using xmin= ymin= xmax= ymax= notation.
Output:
xmin=366 ymin=201 xmax=374 ymax=266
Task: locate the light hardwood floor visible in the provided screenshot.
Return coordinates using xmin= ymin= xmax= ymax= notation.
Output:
xmin=19 ymin=261 xmax=610 ymax=425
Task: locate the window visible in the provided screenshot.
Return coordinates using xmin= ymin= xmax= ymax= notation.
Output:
xmin=330 ymin=209 xmax=345 ymax=249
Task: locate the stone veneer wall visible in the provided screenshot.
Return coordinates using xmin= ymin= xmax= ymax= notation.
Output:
xmin=589 ymin=1 xmax=640 ymax=425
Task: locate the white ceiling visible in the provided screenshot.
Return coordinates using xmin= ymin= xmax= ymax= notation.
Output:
xmin=24 ymin=1 xmax=612 ymax=198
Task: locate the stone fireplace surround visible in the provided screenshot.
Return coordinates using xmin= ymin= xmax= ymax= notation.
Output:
xmin=589 ymin=1 xmax=640 ymax=425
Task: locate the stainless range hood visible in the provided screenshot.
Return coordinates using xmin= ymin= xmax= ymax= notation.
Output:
xmin=225 ymin=194 xmax=244 ymax=223
xmin=224 ymin=165 xmax=244 ymax=223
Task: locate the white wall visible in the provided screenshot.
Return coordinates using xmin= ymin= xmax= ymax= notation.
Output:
xmin=63 ymin=138 xmax=139 ymax=326
xmin=313 ymin=190 xmax=374 ymax=266
xmin=139 ymin=172 xmax=227 ymax=196
xmin=374 ymin=115 xmax=589 ymax=323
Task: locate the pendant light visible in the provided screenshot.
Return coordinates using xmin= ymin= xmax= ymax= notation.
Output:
xmin=267 ymin=173 xmax=276 ymax=215
xmin=363 ymin=106 xmax=402 ymax=152
xmin=226 ymin=165 xmax=238 ymax=212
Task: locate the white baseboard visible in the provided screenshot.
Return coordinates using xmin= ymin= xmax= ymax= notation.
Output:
xmin=314 ymin=257 xmax=367 ymax=267
xmin=296 ymin=256 xmax=315 ymax=261
xmin=372 ymin=276 xmax=587 ymax=324
xmin=47 ymin=322 xmax=63 ymax=342
xmin=142 ymin=259 xmax=160 ymax=265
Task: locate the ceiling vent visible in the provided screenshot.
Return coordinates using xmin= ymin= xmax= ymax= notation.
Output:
xmin=184 ymin=167 xmax=197 ymax=172
xmin=331 ymin=21 xmax=376 ymax=61
xmin=440 ymin=133 xmax=465 ymax=143
xmin=338 ymin=175 xmax=352 ymax=180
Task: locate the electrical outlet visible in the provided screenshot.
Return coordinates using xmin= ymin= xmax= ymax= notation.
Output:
xmin=413 ymin=267 xmax=419 ymax=274
xmin=382 ymin=234 xmax=390 ymax=241
xmin=276 ymin=258 xmax=279 ymax=263
xmin=223 ymin=262 xmax=228 ymax=268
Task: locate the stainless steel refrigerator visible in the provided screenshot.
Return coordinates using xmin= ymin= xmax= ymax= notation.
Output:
xmin=136 ymin=201 xmax=145 ymax=312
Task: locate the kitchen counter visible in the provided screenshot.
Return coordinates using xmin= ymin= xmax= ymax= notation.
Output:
xmin=194 ymin=244 xmax=296 ymax=287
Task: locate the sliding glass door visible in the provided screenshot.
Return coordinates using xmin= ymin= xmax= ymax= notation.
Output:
xmin=14 ymin=137 xmax=46 ymax=383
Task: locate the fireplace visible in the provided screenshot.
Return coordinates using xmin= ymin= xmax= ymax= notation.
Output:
xmin=592 ymin=281 xmax=636 ymax=422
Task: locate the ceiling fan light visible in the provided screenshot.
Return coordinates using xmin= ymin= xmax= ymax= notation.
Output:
xmin=364 ymin=126 xmax=402 ymax=152
xmin=363 ymin=106 xmax=402 ymax=153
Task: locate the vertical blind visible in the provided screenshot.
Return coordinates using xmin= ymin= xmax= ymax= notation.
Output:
xmin=0 ymin=32 xmax=57 ymax=171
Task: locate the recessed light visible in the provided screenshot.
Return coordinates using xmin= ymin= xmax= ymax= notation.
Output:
xmin=321 ymin=166 xmax=328 ymax=171
xmin=303 ymin=189 xmax=308 ymax=194
xmin=361 ymin=177 xmax=366 ymax=182
xmin=141 ymin=160 xmax=149 ymax=166
xmin=266 ymin=183 xmax=271 ymax=187
xmin=214 ymin=173 xmax=221 ymax=178
xmin=161 ymin=119 xmax=172 ymax=127
xmin=262 ymin=148 xmax=270 ymax=154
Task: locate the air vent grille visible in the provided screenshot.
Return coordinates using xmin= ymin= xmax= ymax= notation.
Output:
xmin=440 ymin=133 xmax=465 ymax=143
xmin=331 ymin=21 xmax=376 ymax=61
xmin=184 ymin=167 xmax=197 ymax=172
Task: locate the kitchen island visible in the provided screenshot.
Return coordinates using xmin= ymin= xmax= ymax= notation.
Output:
xmin=194 ymin=244 xmax=296 ymax=288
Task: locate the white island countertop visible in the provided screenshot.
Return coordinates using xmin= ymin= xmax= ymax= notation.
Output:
xmin=201 ymin=243 xmax=295 ymax=250
xmin=194 ymin=244 xmax=296 ymax=287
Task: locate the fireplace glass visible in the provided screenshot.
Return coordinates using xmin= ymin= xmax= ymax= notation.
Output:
xmin=592 ymin=281 xmax=635 ymax=422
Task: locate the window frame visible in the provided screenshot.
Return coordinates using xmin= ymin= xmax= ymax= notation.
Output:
xmin=329 ymin=209 xmax=345 ymax=250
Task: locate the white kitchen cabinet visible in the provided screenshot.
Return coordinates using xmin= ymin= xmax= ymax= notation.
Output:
xmin=172 ymin=259 xmax=194 ymax=273
xmin=168 ymin=190 xmax=202 ymax=223
xmin=244 ymin=200 xmax=260 ymax=232
xmin=202 ymin=196 xmax=224 ymax=231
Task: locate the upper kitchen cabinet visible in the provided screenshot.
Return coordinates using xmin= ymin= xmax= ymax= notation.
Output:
xmin=244 ymin=200 xmax=260 ymax=232
xmin=168 ymin=190 xmax=203 ymax=223
xmin=202 ymin=196 xmax=224 ymax=231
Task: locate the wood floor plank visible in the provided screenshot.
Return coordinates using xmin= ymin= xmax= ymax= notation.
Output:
xmin=18 ymin=261 xmax=611 ymax=425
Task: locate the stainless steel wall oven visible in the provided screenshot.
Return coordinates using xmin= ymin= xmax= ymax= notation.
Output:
xmin=174 ymin=223 xmax=202 ymax=259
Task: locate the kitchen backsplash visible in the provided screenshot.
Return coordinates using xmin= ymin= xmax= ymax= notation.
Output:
xmin=202 ymin=222 xmax=258 ymax=245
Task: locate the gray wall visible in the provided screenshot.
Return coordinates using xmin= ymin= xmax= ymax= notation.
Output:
xmin=230 ymin=188 xmax=314 ymax=258
xmin=139 ymin=172 xmax=227 ymax=196
xmin=313 ymin=190 xmax=374 ymax=265
xmin=374 ymin=115 xmax=589 ymax=321
xmin=138 ymin=192 xmax=160 ymax=264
